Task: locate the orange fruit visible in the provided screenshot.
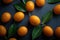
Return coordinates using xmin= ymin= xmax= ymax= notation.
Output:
xmin=0 ymin=25 xmax=7 ymax=36
xmin=17 ymin=26 xmax=28 ymax=36
xmin=36 ymin=0 xmax=45 ymax=7
xmin=55 ymin=27 xmax=60 ymax=37
xmin=3 ymin=0 xmax=13 ymax=4
xmin=1 ymin=12 xmax=11 ymax=23
xmin=14 ymin=12 xmax=24 ymax=22
xmin=29 ymin=15 xmax=40 ymax=26
xmin=26 ymin=1 xmax=35 ymax=12
xmin=54 ymin=4 xmax=60 ymax=14
xmin=9 ymin=38 xmax=17 ymax=40
xmin=43 ymin=26 xmax=53 ymax=37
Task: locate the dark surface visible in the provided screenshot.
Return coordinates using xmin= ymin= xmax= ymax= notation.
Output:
xmin=0 ymin=0 xmax=60 ymax=40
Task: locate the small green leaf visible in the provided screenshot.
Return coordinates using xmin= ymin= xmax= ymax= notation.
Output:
xmin=47 ymin=0 xmax=60 ymax=4
xmin=8 ymin=24 xmax=17 ymax=38
xmin=42 ymin=11 xmax=53 ymax=24
xmin=32 ymin=25 xmax=42 ymax=40
xmin=14 ymin=2 xmax=26 ymax=12
xmin=21 ymin=0 xmax=32 ymax=4
xmin=22 ymin=0 xmax=27 ymax=4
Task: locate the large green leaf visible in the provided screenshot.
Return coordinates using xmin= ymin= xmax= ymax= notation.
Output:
xmin=32 ymin=25 xmax=42 ymax=40
xmin=41 ymin=11 xmax=53 ymax=24
xmin=8 ymin=24 xmax=17 ymax=38
xmin=47 ymin=0 xmax=60 ymax=4
xmin=14 ymin=2 xmax=26 ymax=12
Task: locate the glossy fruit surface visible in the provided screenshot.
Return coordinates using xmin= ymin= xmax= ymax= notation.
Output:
xmin=43 ymin=26 xmax=53 ymax=37
xmin=17 ymin=26 xmax=28 ymax=36
xmin=26 ymin=1 xmax=34 ymax=12
xmin=9 ymin=38 xmax=17 ymax=40
xmin=1 ymin=12 xmax=11 ymax=23
xmin=54 ymin=4 xmax=60 ymax=14
xmin=36 ymin=0 xmax=45 ymax=7
xmin=0 ymin=25 xmax=7 ymax=36
xmin=14 ymin=12 xmax=24 ymax=22
xmin=29 ymin=15 xmax=41 ymax=26
xmin=55 ymin=27 xmax=60 ymax=37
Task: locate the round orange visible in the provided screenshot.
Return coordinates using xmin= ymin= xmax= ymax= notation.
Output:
xmin=17 ymin=26 xmax=28 ymax=36
xmin=54 ymin=4 xmax=60 ymax=14
xmin=55 ymin=27 xmax=60 ymax=37
xmin=0 ymin=25 xmax=7 ymax=36
xmin=36 ymin=0 xmax=45 ymax=7
xmin=1 ymin=12 xmax=11 ymax=23
xmin=9 ymin=38 xmax=17 ymax=40
xmin=26 ymin=1 xmax=34 ymax=12
xmin=3 ymin=0 xmax=13 ymax=4
xmin=14 ymin=12 xmax=24 ymax=22
xmin=29 ymin=15 xmax=40 ymax=26
xmin=43 ymin=26 xmax=53 ymax=37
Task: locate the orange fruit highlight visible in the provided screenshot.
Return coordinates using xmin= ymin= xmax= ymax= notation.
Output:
xmin=26 ymin=1 xmax=35 ymax=12
xmin=17 ymin=26 xmax=28 ymax=36
xmin=55 ymin=27 xmax=60 ymax=37
xmin=54 ymin=4 xmax=60 ymax=14
xmin=29 ymin=15 xmax=40 ymax=26
xmin=9 ymin=38 xmax=17 ymax=40
xmin=14 ymin=12 xmax=24 ymax=22
xmin=36 ymin=0 xmax=45 ymax=7
xmin=1 ymin=12 xmax=11 ymax=23
xmin=0 ymin=25 xmax=7 ymax=36
xmin=43 ymin=26 xmax=53 ymax=37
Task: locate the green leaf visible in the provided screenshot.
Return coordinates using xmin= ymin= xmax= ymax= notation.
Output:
xmin=47 ymin=0 xmax=60 ymax=4
xmin=21 ymin=0 xmax=32 ymax=4
xmin=8 ymin=24 xmax=17 ymax=38
xmin=22 ymin=0 xmax=27 ymax=4
xmin=14 ymin=2 xmax=26 ymax=12
xmin=41 ymin=11 xmax=53 ymax=24
xmin=32 ymin=25 xmax=42 ymax=40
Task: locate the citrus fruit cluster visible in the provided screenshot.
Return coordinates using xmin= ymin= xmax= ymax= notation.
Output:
xmin=0 ymin=0 xmax=60 ymax=40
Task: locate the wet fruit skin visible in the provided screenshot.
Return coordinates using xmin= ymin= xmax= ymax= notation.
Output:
xmin=54 ymin=4 xmax=60 ymax=14
xmin=14 ymin=12 xmax=24 ymax=22
xmin=26 ymin=1 xmax=35 ymax=12
xmin=9 ymin=38 xmax=17 ymax=40
xmin=36 ymin=0 xmax=45 ymax=7
xmin=1 ymin=12 xmax=11 ymax=23
xmin=0 ymin=25 xmax=7 ymax=36
xmin=17 ymin=26 xmax=28 ymax=36
xmin=43 ymin=26 xmax=53 ymax=37
xmin=55 ymin=27 xmax=60 ymax=37
xmin=3 ymin=0 xmax=13 ymax=4
xmin=29 ymin=15 xmax=40 ymax=26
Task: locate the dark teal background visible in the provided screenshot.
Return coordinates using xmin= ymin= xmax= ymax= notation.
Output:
xmin=0 ymin=0 xmax=60 ymax=40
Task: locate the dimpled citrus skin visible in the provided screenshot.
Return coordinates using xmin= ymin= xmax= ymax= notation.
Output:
xmin=29 ymin=15 xmax=40 ymax=26
xmin=17 ymin=26 xmax=28 ymax=36
xmin=3 ymin=0 xmax=13 ymax=4
xmin=43 ymin=26 xmax=53 ymax=37
xmin=9 ymin=38 xmax=17 ymax=40
xmin=1 ymin=12 xmax=11 ymax=23
xmin=55 ymin=27 xmax=60 ymax=37
xmin=26 ymin=1 xmax=34 ymax=12
xmin=14 ymin=12 xmax=24 ymax=22
xmin=0 ymin=25 xmax=7 ymax=36
xmin=54 ymin=4 xmax=60 ymax=14
xmin=36 ymin=0 xmax=45 ymax=7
